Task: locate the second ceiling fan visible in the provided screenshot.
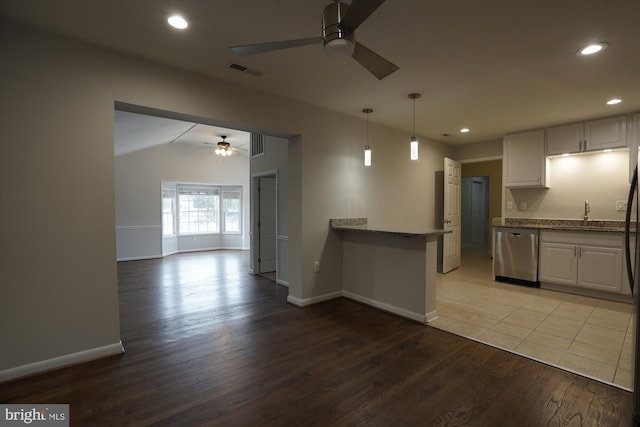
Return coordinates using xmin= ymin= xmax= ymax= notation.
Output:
xmin=230 ymin=0 xmax=398 ymax=80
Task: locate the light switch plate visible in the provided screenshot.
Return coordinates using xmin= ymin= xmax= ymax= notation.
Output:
xmin=507 ymin=201 xmax=513 ymax=210
xmin=616 ymin=200 xmax=628 ymax=211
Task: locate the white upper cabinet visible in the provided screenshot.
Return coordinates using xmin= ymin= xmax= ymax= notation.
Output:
xmin=547 ymin=115 xmax=627 ymax=156
xmin=546 ymin=123 xmax=583 ymax=155
xmin=504 ymin=129 xmax=549 ymax=188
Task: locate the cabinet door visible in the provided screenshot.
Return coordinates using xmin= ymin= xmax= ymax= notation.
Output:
xmin=539 ymin=242 xmax=577 ymax=286
xmin=578 ymin=246 xmax=622 ymax=293
xmin=547 ymin=123 xmax=583 ymax=156
xmin=584 ymin=116 xmax=627 ymax=151
xmin=504 ymin=129 xmax=548 ymax=188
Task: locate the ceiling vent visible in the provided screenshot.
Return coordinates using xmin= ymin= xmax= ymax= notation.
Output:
xmin=228 ymin=63 xmax=262 ymax=77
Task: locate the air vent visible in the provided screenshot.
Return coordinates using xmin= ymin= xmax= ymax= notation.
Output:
xmin=228 ymin=63 xmax=262 ymax=77
xmin=251 ymin=133 xmax=265 ymax=157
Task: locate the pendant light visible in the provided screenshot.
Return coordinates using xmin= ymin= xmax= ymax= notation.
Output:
xmin=408 ymin=93 xmax=421 ymax=161
xmin=363 ymin=108 xmax=373 ymax=167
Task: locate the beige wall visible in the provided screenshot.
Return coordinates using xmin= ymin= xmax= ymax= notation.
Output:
xmin=453 ymin=138 xmax=502 ymax=162
xmin=505 ymin=149 xmax=631 ymax=220
xmin=0 ymin=21 xmax=452 ymax=375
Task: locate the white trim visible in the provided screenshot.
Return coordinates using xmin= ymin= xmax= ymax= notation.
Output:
xmin=276 ymin=279 xmax=289 ymax=287
xmin=115 ymin=225 xmax=162 ymax=230
xmin=458 ymin=155 xmax=502 ymax=164
xmin=286 ymin=290 xmax=433 ymax=324
xmin=117 ymin=255 xmax=163 ymax=262
xmin=178 ymin=246 xmax=247 ymax=253
xmin=343 ymin=291 xmax=427 ymax=324
xmin=0 ymin=341 xmax=125 ymax=383
xmin=286 ymin=291 xmax=342 ymax=307
xmin=425 ymin=310 xmax=439 ymax=323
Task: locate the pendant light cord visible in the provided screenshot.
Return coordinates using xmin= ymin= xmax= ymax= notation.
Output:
xmin=412 ymin=97 xmax=416 ymax=138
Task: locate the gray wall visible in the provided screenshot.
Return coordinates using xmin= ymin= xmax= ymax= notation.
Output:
xmin=0 ymin=21 xmax=452 ymax=377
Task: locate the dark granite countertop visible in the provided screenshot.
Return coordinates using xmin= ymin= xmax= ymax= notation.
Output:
xmin=329 ymin=218 xmax=449 ymax=237
xmin=493 ymin=218 xmax=633 ymax=233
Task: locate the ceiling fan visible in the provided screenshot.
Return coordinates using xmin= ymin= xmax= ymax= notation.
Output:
xmin=229 ymin=0 xmax=398 ymax=80
xmin=200 ymin=136 xmax=245 ymax=156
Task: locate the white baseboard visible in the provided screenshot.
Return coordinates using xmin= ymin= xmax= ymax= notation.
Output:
xmin=287 ymin=291 xmax=342 ymax=307
xmin=343 ymin=291 xmax=426 ymax=324
xmin=0 ymin=341 xmax=125 ymax=383
xmin=276 ymin=279 xmax=289 ymax=287
xmin=425 ymin=309 xmax=439 ymax=323
xmin=117 ymin=255 xmax=162 ymax=262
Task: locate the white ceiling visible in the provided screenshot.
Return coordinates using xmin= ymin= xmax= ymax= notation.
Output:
xmin=3 ymin=0 xmax=639 ymax=146
xmin=113 ymin=111 xmax=250 ymax=157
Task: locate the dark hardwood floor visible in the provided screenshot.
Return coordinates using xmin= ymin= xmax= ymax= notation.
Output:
xmin=1 ymin=250 xmax=633 ymax=426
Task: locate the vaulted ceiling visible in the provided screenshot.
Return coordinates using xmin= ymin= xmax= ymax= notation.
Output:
xmin=2 ymin=0 xmax=639 ymax=146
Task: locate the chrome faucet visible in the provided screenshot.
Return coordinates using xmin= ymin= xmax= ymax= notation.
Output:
xmin=583 ymin=200 xmax=590 ymax=225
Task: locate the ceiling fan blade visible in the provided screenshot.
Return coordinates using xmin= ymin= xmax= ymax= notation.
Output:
xmin=230 ymin=37 xmax=322 ymax=56
xmin=339 ymin=0 xmax=387 ymax=33
xmin=351 ymin=42 xmax=399 ymax=80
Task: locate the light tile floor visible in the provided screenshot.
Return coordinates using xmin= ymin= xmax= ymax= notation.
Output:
xmin=430 ymin=246 xmax=636 ymax=390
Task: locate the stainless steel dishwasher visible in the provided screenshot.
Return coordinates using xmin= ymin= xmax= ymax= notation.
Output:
xmin=494 ymin=227 xmax=539 ymax=286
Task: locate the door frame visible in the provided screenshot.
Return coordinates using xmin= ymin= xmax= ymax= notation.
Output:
xmin=250 ymin=170 xmax=278 ymax=278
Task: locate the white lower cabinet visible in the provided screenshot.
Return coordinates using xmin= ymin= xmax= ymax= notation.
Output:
xmin=539 ymin=231 xmax=629 ymax=296
xmin=577 ymin=245 xmax=622 ymax=292
xmin=539 ymin=242 xmax=578 ymax=285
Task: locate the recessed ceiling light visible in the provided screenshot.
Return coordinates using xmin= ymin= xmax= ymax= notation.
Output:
xmin=577 ymin=42 xmax=608 ymax=56
xmin=606 ymin=98 xmax=622 ymax=105
xmin=168 ymin=15 xmax=188 ymax=29
xmin=460 ymin=128 xmax=470 ymax=133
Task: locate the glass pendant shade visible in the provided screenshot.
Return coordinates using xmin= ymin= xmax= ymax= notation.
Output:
xmin=410 ymin=136 xmax=418 ymax=161
xmin=408 ymin=93 xmax=420 ymax=161
xmin=362 ymin=108 xmax=373 ymax=167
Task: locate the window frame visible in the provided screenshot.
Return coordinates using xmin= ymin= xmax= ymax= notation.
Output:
xmin=172 ymin=184 xmax=242 ymax=237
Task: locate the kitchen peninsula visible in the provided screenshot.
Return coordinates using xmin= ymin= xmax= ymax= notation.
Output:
xmin=330 ymin=218 xmax=449 ymax=324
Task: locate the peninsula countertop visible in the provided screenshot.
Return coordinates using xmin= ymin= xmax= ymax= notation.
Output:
xmin=329 ymin=218 xmax=449 ymax=237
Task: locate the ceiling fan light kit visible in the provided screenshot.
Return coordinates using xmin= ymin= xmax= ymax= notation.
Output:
xmin=229 ymin=0 xmax=398 ymax=80
xmin=215 ymin=136 xmax=233 ymax=157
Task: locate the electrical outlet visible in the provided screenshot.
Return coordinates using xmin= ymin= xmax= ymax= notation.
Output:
xmin=507 ymin=201 xmax=513 ymax=210
xmin=616 ymin=200 xmax=628 ymax=211
xmin=520 ymin=201 xmax=527 ymax=210
xmin=313 ymin=261 xmax=320 ymax=273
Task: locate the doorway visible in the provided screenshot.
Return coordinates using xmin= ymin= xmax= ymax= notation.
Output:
xmin=253 ymin=172 xmax=278 ymax=281
xmin=462 ymin=176 xmax=489 ymax=249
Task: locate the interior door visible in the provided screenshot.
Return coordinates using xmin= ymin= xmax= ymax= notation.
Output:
xmin=442 ymin=157 xmax=461 ymax=273
xmin=258 ymin=176 xmax=277 ymax=273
